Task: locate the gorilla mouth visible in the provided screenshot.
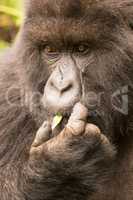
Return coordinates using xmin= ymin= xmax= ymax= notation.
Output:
xmin=40 ymin=100 xmax=105 ymax=136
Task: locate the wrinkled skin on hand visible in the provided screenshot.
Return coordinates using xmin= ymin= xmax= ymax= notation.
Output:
xmin=24 ymin=103 xmax=116 ymax=200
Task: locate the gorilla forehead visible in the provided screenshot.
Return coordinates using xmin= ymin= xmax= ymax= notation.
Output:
xmin=24 ymin=1 xmax=120 ymax=46
xmin=25 ymin=0 xmax=126 ymax=31
xmin=26 ymin=0 xmax=131 ymax=17
xmin=26 ymin=0 xmax=103 ymax=18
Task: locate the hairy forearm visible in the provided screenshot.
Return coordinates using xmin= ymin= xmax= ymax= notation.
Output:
xmin=0 ymin=165 xmax=25 ymax=200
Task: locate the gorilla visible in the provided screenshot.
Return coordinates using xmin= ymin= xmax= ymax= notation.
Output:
xmin=0 ymin=0 xmax=133 ymax=200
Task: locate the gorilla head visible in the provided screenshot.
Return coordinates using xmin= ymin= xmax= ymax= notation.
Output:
xmin=11 ymin=0 xmax=133 ymax=138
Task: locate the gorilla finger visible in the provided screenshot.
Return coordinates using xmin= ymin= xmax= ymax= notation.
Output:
xmin=32 ymin=121 xmax=51 ymax=147
xmin=29 ymin=120 xmax=83 ymax=158
xmin=85 ymin=123 xmax=110 ymax=144
xmin=68 ymin=102 xmax=88 ymax=122
xmin=85 ymin=123 xmax=101 ymax=136
xmin=66 ymin=120 xmax=86 ymax=136
xmin=64 ymin=102 xmax=88 ymax=136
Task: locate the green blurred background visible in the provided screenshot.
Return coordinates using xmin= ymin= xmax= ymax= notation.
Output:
xmin=0 ymin=0 xmax=22 ymax=50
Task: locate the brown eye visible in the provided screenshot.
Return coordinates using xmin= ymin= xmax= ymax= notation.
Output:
xmin=42 ymin=45 xmax=60 ymax=63
xmin=76 ymin=44 xmax=90 ymax=54
xmin=44 ymin=45 xmax=58 ymax=55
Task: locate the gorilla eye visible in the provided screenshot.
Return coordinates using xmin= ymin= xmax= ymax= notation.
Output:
xmin=41 ymin=45 xmax=60 ymax=62
xmin=75 ymin=44 xmax=90 ymax=55
xmin=44 ymin=45 xmax=59 ymax=55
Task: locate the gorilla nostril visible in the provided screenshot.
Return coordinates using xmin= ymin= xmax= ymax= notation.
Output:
xmin=50 ymin=80 xmax=73 ymax=94
xmin=50 ymin=81 xmax=58 ymax=91
xmin=61 ymin=83 xmax=73 ymax=94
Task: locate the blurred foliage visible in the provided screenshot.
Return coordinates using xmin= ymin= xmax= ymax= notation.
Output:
xmin=0 ymin=0 xmax=23 ymax=50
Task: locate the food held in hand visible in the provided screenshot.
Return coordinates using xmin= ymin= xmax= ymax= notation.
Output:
xmin=52 ymin=113 xmax=63 ymax=130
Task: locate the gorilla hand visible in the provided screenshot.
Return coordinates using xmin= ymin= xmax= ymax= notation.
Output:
xmin=25 ymin=103 xmax=116 ymax=200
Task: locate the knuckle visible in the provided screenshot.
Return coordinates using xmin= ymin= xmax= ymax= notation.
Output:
xmin=30 ymin=145 xmax=43 ymax=157
xmin=84 ymin=124 xmax=110 ymax=144
xmin=66 ymin=120 xmax=86 ymax=136
xmin=100 ymin=134 xmax=110 ymax=144
xmin=85 ymin=123 xmax=101 ymax=136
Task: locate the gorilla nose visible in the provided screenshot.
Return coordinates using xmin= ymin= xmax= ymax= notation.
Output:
xmin=42 ymin=63 xmax=81 ymax=113
xmin=42 ymin=76 xmax=81 ymax=113
xmin=50 ymin=80 xmax=73 ymax=94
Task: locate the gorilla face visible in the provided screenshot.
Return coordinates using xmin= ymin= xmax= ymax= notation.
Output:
xmin=42 ymin=53 xmax=82 ymax=113
xmin=18 ymin=0 xmax=132 ymax=137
